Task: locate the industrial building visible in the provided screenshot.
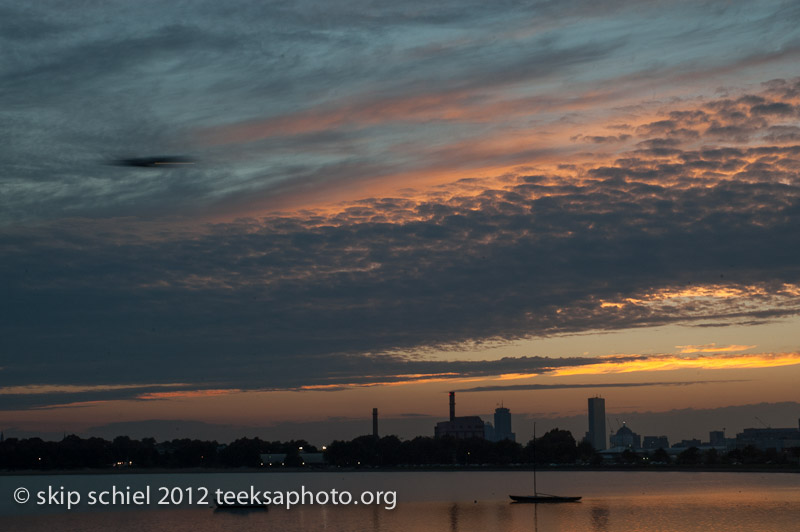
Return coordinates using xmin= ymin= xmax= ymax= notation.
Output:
xmin=434 ymin=392 xmax=485 ymax=439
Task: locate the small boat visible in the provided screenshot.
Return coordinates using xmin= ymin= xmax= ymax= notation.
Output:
xmin=510 ymin=423 xmax=581 ymax=504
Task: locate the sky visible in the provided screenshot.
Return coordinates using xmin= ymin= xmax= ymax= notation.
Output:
xmin=2 ymin=0 xmax=800 ymax=445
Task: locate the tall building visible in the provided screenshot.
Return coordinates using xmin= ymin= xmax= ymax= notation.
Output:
xmin=587 ymin=397 xmax=606 ymax=450
xmin=434 ymin=392 xmax=485 ymax=439
xmin=492 ymin=405 xmax=516 ymax=442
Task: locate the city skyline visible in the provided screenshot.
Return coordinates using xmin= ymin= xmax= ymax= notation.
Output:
xmin=2 ymin=1 xmax=800 ymax=443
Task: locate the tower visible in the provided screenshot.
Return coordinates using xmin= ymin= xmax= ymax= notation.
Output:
xmin=493 ymin=405 xmax=516 ymax=442
xmin=372 ymin=408 xmax=379 ymax=439
xmin=449 ymin=391 xmax=455 ymax=422
xmin=588 ymin=397 xmax=607 ymax=450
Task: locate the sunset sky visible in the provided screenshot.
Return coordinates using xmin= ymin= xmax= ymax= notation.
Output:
xmin=2 ymin=0 xmax=800 ymax=444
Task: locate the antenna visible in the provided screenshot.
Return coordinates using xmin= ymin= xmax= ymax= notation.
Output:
xmin=754 ymin=416 xmax=770 ymax=429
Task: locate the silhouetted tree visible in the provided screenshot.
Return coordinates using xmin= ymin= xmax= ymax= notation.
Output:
xmin=525 ymin=429 xmax=578 ymax=464
xmin=576 ymin=440 xmax=596 ymax=463
xmin=703 ymin=448 xmax=719 ymax=465
xmin=677 ymin=446 xmax=701 ymax=465
xmin=652 ymin=447 xmax=670 ymax=464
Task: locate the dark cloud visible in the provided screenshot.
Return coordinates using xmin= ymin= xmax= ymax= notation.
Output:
xmin=3 ymin=153 xmax=800 ymax=394
xmin=764 ymin=125 xmax=800 ymax=142
xmin=573 ymin=134 xmax=632 ymax=143
xmin=750 ymin=102 xmax=796 ymax=116
xmin=0 ymin=355 xmax=620 ymax=409
xmin=110 ymin=156 xmax=196 ymax=168
xmin=2 ymin=2 xmax=800 ymax=402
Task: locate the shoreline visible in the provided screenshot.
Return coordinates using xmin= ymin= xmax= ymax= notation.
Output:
xmin=3 ymin=465 xmax=798 ymax=476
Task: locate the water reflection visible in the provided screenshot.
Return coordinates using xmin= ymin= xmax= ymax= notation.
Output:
xmin=590 ymin=503 xmax=610 ymax=531
xmin=449 ymin=503 xmax=459 ymax=532
xmin=371 ymin=503 xmax=382 ymax=532
xmin=2 ymin=472 xmax=799 ymax=532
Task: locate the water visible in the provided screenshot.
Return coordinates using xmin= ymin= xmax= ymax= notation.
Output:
xmin=2 ymin=471 xmax=798 ymax=531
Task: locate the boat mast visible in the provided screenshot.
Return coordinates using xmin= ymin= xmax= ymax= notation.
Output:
xmin=533 ymin=422 xmax=537 ymax=496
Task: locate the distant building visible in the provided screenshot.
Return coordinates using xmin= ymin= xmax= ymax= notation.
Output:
xmin=492 ymin=406 xmax=516 ymax=442
xmin=299 ymin=452 xmax=325 ymax=465
xmin=672 ymin=439 xmax=701 ymax=448
xmin=709 ymin=430 xmax=726 ymax=446
xmin=642 ymin=435 xmax=669 ymax=450
xmin=435 ymin=392 xmax=485 ymax=439
xmin=610 ymin=422 xmax=641 ymax=449
xmin=260 ymin=453 xmax=287 ymax=466
xmin=587 ymin=397 xmax=607 ymax=450
xmin=735 ymin=423 xmax=800 ymax=451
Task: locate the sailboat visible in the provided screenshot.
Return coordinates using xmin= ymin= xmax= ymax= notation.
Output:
xmin=510 ymin=423 xmax=582 ymax=503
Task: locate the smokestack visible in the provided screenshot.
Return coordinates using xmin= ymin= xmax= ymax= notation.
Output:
xmin=373 ymin=408 xmax=379 ymax=439
xmin=449 ymin=392 xmax=455 ymax=422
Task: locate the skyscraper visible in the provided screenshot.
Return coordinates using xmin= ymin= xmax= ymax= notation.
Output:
xmin=493 ymin=406 xmax=516 ymax=442
xmin=588 ymin=397 xmax=606 ymax=450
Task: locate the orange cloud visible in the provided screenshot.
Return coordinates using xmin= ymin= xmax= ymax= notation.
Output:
xmin=137 ymin=389 xmax=241 ymax=400
xmin=551 ymin=352 xmax=800 ymax=376
xmin=676 ymin=343 xmax=756 ymax=354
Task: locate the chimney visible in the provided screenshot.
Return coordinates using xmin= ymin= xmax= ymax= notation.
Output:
xmin=373 ymin=408 xmax=379 ymax=439
xmin=449 ymin=392 xmax=455 ymax=422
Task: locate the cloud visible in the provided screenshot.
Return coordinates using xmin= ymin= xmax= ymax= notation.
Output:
xmin=2 ymin=3 xmax=800 ymax=222
xmin=675 ymin=343 xmax=755 ymax=354
xmin=2 ymin=351 xmax=798 ymax=410
xmin=550 ymin=352 xmax=800 ymax=376
xmin=4 ymin=135 xmax=800 ymax=389
xmin=454 ymin=380 xmax=748 ymax=393
xmin=2 ymin=1 xmax=800 ymax=408
xmin=4 ymin=158 xmax=800 ymax=395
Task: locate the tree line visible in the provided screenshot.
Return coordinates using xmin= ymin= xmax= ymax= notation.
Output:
xmin=1 ymin=429 xmax=797 ymax=470
xmin=0 ymin=435 xmax=316 ymax=470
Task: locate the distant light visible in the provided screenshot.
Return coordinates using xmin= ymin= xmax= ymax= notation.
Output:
xmin=299 ymin=446 xmax=303 ymax=450
xmin=322 ymin=446 xmax=327 ymax=450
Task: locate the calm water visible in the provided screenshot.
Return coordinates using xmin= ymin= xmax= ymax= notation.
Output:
xmin=2 ymin=471 xmax=799 ymax=531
